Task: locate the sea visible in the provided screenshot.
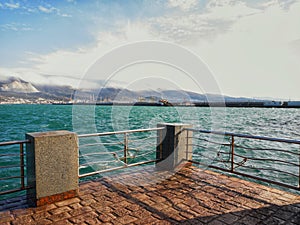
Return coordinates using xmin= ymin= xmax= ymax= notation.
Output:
xmin=1 ymin=104 xmax=300 ymax=198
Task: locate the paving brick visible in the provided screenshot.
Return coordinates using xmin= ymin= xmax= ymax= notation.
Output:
xmin=55 ymin=197 xmax=81 ymax=207
xmin=68 ymin=211 xmax=98 ymax=224
xmin=261 ymin=216 xmax=286 ymax=225
xmin=48 ymin=212 xmax=71 ymax=222
xmin=49 ymin=205 xmax=72 ymax=215
xmin=33 ymin=218 xmax=52 ymax=224
xmin=32 ymin=211 xmax=51 ymax=221
xmin=52 ymin=220 xmax=73 ymax=225
xmin=113 ymin=214 xmax=138 ymax=224
xmin=216 ymin=212 xmax=239 ymax=224
xmin=11 ymin=215 xmax=34 ymax=225
xmin=68 ymin=206 xmax=93 ymax=217
xmin=34 ymin=203 xmax=57 ymax=213
xmin=98 ymin=213 xmax=115 ymax=223
xmin=0 ymin=215 xmax=14 ymax=223
xmin=112 ymin=207 xmax=131 ymax=217
xmin=1 ymin=166 xmax=300 ymax=225
xmin=236 ymin=215 xmax=261 ymax=225
xmin=133 ymin=215 xmax=162 ymax=225
xmin=125 ymin=203 xmax=141 ymax=212
xmin=290 ymin=213 xmax=300 ymax=224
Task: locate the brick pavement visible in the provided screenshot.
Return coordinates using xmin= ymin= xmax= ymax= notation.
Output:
xmin=0 ymin=165 xmax=300 ymax=224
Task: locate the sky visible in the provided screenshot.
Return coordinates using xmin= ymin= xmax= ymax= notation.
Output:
xmin=0 ymin=0 xmax=300 ymax=100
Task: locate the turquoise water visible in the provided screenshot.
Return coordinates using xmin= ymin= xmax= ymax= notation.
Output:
xmin=1 ymin=105 xmax=300 ymax=140
xmin=1 ymin=104 xmax=300 ymax=196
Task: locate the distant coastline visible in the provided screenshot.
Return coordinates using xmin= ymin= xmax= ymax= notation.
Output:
xmin=51 ymin=101 xmax=300 ymax=108
xmin=1 ymin=78 xmax=299 ymax=107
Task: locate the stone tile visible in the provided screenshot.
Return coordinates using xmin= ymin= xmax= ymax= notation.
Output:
xmin=1 ymin=166 xmax=300 ymax=225
xmin=0 ymin=214 xmax=14 ymax=223
xmin=32 ymin=211 xmax=51 ymax=221
xmin=48 ymin=212 xmax=71 ymax=222
xmin=68 ymin=206 xmax=93 ymax=217
xmin=11 ymin=215 xmax=34 ymax=225
xmin=68 ymin=211 xmax=98 ymax=224
xmin=55 ymin=197 xmax=80 ymax=207
xmin=261 ymin=216 xmax=286 ymax=225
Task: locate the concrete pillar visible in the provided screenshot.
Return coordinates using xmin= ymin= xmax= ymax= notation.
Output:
xmin=156 ymin=123 xmax=193 ymax=171
xmin=26 ymin=131 xmax=78 ymax=206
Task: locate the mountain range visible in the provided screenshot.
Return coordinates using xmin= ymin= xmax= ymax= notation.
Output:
xmin=0 ymin=77 xmax=263 ymax=103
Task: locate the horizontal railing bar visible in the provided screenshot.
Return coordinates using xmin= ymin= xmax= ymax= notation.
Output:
xmin=234 ymin=144 xmax=300 ymax=156
xmin=0 ymin=187 xmax=28 ymax=195
xmin=80 ymin=151 xmax=120 ymax=157
xmin=0 ymin=164 xmax=24 ymax=169
xmin=78 ymin=127 xmax=165 ymax=138
xmin=0 ymin=140 xmax=30 ymax=146
xmin=0 ymin=185 xmax=31 ymax=195
xmin=127 ymin=148 xmax=139 ymax=152
xmin=189 ymin=160 xmax=300 ymax=191
xmin=192 ymin=136 xmax=231 ymax=146
xmin=132 ymin=151 xmax=154 ymax=159
xmin=80 ymin=142 xmax=123 ymax=147
xmin=0 ymin=153 xmax=24 ymax=157
xmin=0 ymin=175 xmax=24 ymax=180
xmin=128 ymin=135 xmax=159 ymax=143
xmin=80 ymin=159 xmax=120 ymax=167
xmin=131 ymin=143 xmax=157 ymax=150
xmin=233 ymin=154 xmax=299 ymax=167
xmin=79 ymin=159 xmax=158 ymax=178
xmin=185 ymin=128 xmax=300 ymax=144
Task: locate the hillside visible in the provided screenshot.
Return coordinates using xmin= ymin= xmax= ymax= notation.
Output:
xmin=0 ymin=76 xmax=266 ymax=104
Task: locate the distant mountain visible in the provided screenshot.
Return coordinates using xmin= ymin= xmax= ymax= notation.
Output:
xmin=0 ymin=76 xmax=267 ymax=103
xmin=0 ymin=77 xmax=39 ymax=93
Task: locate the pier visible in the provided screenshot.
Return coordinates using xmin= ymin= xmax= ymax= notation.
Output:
xmin=1 ymin=166 xmax=300 ymax=224
xmin=0 ymin=123 xmax=300 ymax=224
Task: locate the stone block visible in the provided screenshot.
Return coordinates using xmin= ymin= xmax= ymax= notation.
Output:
xmin=26 ymin=131 xmax=79 ymax=206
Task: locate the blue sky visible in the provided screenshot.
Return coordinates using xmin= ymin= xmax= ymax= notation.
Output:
xmin=0 ymin=0 xmax=300 ymax=99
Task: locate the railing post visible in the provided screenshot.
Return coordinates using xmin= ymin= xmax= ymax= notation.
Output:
xmin=124 ymin=133 xmax=128 ymax=164
xmin=26 ymin=131 xmax=79 ymax=206
xmin=299 ymin=146 xmax=300 ymax=189
xmin=231 ymin=135 xmax=234 ymax=172
xmin=156 ymin=123 xmax=193 ymax=171
xmin=158 ymin=129 xmax=163 ymax=160
xmin=20 ymin=143 xmax=25 ymax=190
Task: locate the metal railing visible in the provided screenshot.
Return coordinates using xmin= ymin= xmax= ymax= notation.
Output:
xmin=78 ymin=127 xmax=165 ymax=178
xmin=186 ymin=128 xmax=300 ymax=191
xmin=0 ymin=139 xmax=30 ymax=196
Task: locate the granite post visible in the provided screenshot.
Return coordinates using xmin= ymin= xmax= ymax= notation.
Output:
xmin=156 ymin=123 xmax=193 ymax=171
xmin=26 ymin=131 xmax=78 ymax=206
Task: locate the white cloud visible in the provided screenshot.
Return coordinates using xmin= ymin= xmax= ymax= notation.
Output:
xmin=0 ymin=22 xmax=157 ymax=88
xmin=150 ymin=0 xmax=262 ymax=44
xmin=193 ymin=1 xmax=300 ymax=99
xmin=37 ymin=5 xmax=72 ymax=17
xmin=167 ymin=0 xmax=198 ymax=11
xmin=38 ymin=5 xmax=56 ymax=13
xmin=5 ymin=2 xmax=20 ymax=9
xmin=0 ymin=23 xmax=33 ymax=32
xmin=1 ymin=0 xmax=299 ymax=99
xmin=205 ymin=0 xmax=261 ymax=20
